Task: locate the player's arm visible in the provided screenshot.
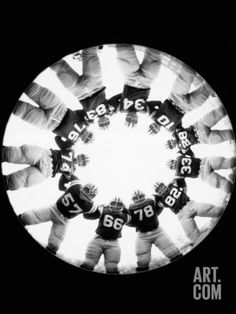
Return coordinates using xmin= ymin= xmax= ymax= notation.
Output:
xmin=107 ymin=93 xmax=122 ymax=111
xmin=185 ymin=148 xmax=194 ymax=157
xmin=125 ymin=212 xmax=135 ymax=227
xmin=174 ymin=177 xmax=188 ymax=194
xmin=152 ymin=197 xmax=165 ymax=215
xmin=83 ymin=205 xmax=103 ymax=220
xmin=58 ymin=173 xmax=80 ymax=191
xmin=58 ymin=174 xmax=71 ymax=191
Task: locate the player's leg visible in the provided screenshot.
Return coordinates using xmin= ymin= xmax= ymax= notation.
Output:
xmin=47 ymin=218 xmax=69 ymax=254
xmin=177 ymin=202 xmax=201 ymax=243
xmin=194 ymin=202 xmax=225 ymax=218
xmin=116 ymin=44 xmax=141 ymax=86
xmin=2 ymin=144 xmax=47 ymax=165
xmin=209 ymin=156 xmax=236 ymax=170
xmin=50 ymin=59 xmax=82 ymax=95
xmin=154 ymin=226 xmax=182 ymax=260
xmin=18 ymin=205 xmax=53 ymax=226
xmin=200 ymin=157 xmax=235 ymax=193
xmin=169 ymin=64 xmax=195 ymax=111
xmin=2 ymin=145 xmax=52 ymax=190
xmin=13 ymin=100 xmax=52 ymax=130
xmin=135 ymin=235 xmax=152 ymax=271
xmin=15 ymin=82 xmax=67 ymax=130
xmin=80 ymin=237 xmax=103 ymax=271
xmin=4 ymin=166 xmax=50 ymax=190
xmin=196 ymin=106 xmax=234 ymax=144
xmin=206 ymin=171 xmax=233 ymax=193
xmin=185 ymin=82 xmax=214 ymax=110
xmin=139 ymin=47 xmax=162 ymax=87
xmin=104 ymin=241 xmax=121 ymax=274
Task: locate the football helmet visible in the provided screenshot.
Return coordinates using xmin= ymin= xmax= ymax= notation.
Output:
xmin=80 ymin=184 xmax=98 ymax=201
xmin=98 ymin=115 xmax=110 ymax=129
xmin=132 ymin=190 xmax=146 ymax=204
xmin=109 ymin=198 xmax=124 ymax=211
xmin=148 ymin=122 xmax=161 ymax=135
xmin=75 ymin=154 xmax=90 ymax=167
xmin=166 ymin=139 xmax=177 ymax=149
xmin=126 ymin=112 xmax=138 ymax=127
xmin=167 ymin=159 xmax=177 ymax=170
xmin=154 ymin=182 xmax=168 ymax=196
xmin=80 ymin=128 xmax=94 ymax=144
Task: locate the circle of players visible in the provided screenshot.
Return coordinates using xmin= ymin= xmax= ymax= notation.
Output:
xmin=2 ymin=44 xmax=235 ymax=274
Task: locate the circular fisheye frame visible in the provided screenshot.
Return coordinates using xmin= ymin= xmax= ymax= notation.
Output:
xmin=1 ymin=44 xmax=236 ymax=274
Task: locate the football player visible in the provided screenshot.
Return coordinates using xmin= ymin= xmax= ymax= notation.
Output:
xmin=2 ymin=140 xmax=89 ymax=191
xmin=18 ymin=177 xmax=98 ymax=254
xmin=154 ymin=178 xmax=226 ymax=243
xmin=113 ymin=44 xmax=162 ymax=127
xmin=51 ymin=46 xmax=114 ymax=129
xmin=167 ymin=154 xmax=236 ymax=193
xmin=166 ymin=105 xmax=235 ymax=154
xmin=128 ymin=190 xmax=182 ymax=272
xmin=148 ymin=65 xmax=215 ymax=135
xmin=13 ymin=82 xmax=94 ymax=147
xmin=80 ymin=198 xmax=131 ymax=274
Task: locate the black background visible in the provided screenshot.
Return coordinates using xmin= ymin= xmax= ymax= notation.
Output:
xmin=1 ymin=2 xmax=235 ymax=313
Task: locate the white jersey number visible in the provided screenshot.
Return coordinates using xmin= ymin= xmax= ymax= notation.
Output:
xmin=86 ymin=104 xmax=107 ymax=120
xmin=61 ymin=152 xmax=73 ymax=172
xmin=68 ymin=123 xmax=86 ymax=142
xmin=164 ymin=187 xmax=182 ymax=207
xmin=180 ymin=157 xmax=192 ymax=175
xmin=103 ymin=214 xmax=123 ymax=230
xmin=123 ymin=98 xmax=145 ymax=111
xmin=61 ymin=192 xmax=83 ymax=214
xmin=134 ymin=205 xmax=154 ymax=221
xmin=177 ymin=131 xmax=191 ymax=148
xmin=155 ymin=114 xmax=174 ymax=130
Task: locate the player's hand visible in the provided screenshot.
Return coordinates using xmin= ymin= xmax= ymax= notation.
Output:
xmin=148 ymin=123 xmax=161 ymax=135
xmin=80 ymin=128 xmax=94 ymax=144
xmin=166 ymin=139 xmax=177 ymax=149
xmin=154 ymin=182 xmax=167 ymax=195
xmin=125 ymin=112 xmax=138 ymax=127
xmin=98 ymin=116 xmax=110 ymax=129
xmin=76 ymin=154 xmax=90 ymax=167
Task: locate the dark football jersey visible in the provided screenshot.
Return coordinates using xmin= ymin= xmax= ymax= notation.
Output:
xmin=155 ymin=178 xmax=190 ymax=214
xmin=56 ymin=181 xmax=96 ymax=219
xmin=129 ymin=198 xmax=162 ymax=232
xmin=55 ymin=135 xmax=74 ymax=150
xmin=106 ymin=93 xmax=122 ymax=112
xmin=51 ymin=149 xmax=76 ymax=177
xmin=79 ymin=87 xmax=110 ymax=121
xmin=119 ymin=85 xmax=150 ymax=113
xmin=173 ymin=126 xmax=199 ymax=153
xmin=148 ymin=99 xmax=184 ymax=132
xmin=95 ymin=206 xmax=130 ymax=240
xmin=175 ymin=154 xmax=201 ymax=178
xmin=109 ymin=85 xmax=150 ymax=113
xmin=53 ymin=109 xmax=88 ymax=143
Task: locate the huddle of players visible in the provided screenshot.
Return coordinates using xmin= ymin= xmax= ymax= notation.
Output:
xmin=3 ymin=44 xmax=235 ymax=274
